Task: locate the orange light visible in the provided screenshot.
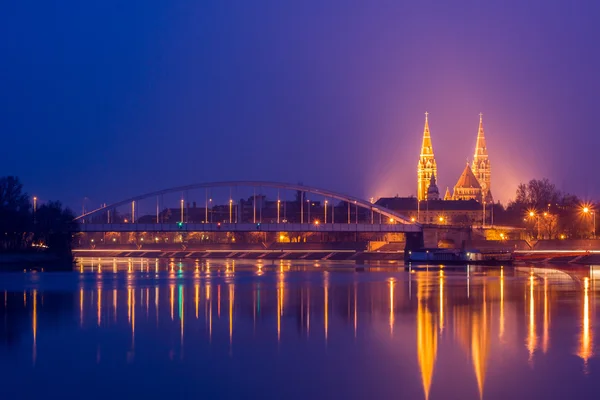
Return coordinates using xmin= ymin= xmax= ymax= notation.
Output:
xmin=529 ymin=211 xmax=535 ymax=217
xmin=314 ymin=220 xmax=320 ymax=225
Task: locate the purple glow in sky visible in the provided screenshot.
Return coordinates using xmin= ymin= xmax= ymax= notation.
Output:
xmin=2 ymin=1 xmax=599 ymax=210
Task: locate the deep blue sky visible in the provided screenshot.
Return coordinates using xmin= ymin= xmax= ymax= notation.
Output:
xmin=2 ymin=1 xmax=599 ymax=211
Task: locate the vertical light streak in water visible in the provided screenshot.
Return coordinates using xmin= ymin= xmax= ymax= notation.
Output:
xmin=204 ymin=282 xmax=212 ymax=341
xmin=128 ymin=288 xmax=132 ymax=324
xmin=113 ymin=289 xmax=117 ymax=322
xmin=324 ymin=272 xmax=329 ymax=342
xmin=416 ymin=277 xmax=437 ymax=400
xmin=179 ymin=285 xmax=184 ymax=348
xmin=97 ymin=285 xmax=102 ymax=327
xmin=195 ymin=283 xmax=200 ymax=319
xmin=24 ymin=291 xmax=26 ymax=307
xmin=578 ymin=277 xmax=593 ymax=371
xmin=32 ymin=290 xmax=37 ymax=364
xmin=80 ymin=288 xmax=84 ymax=327
xmin=229 ymin=284 xmax=234 ymax=345
xmin=472 ymin=283 xmax=490 ymax=400
xmin=218 ymin=285 xmax=221 ymax=318
xmin=389 ymin=278 xmax=395 ymax=336
xmin=527 ymin=273 xmax=537 ymax=362
xmin=277 ymin=282 xmax=281 ymax=342
xmin=439 ymin=271 xmax=444 ymax=333
xmin=155 ymin=286 xmax=159 ymax=323
xmin=543 ymin=276 xmax=549 ymax=353
xmin=499 ymin=269 xmax=504 ymax=340
xmin=307 ymin=287 xmax=310 ymax=337
xmin=354 ymin=282 xmax=357 ymax=338
xmin=131 ymin=288 xmax=136 ymax=348
xmin=170 ymin=284 xmax=175 ymax=321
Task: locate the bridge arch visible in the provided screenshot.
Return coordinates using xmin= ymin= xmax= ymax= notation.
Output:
xmin=75 ymin=180 xmax=418 ymax=226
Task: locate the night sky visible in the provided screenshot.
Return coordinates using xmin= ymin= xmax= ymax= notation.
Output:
xmin=2 ymin=1 xmax=600 ymax=212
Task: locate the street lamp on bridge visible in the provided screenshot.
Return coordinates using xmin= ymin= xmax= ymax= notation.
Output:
xmin=583 ymin=206 xmax=596 ymax=239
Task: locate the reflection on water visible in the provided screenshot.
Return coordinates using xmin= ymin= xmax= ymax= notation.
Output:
xmin=1 ymin=259 xmax=600 ymax=399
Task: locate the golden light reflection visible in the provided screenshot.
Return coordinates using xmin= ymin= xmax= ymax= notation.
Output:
xmin=170 ymin=284 xmax=175 ymax=321
xmin=229 ymin=284 xmax=234 ymax=344
xmin=439 ymin=271 xmax=444 ymax=333
xmin=32 ymin=289 xmax=37 ymax=364
xmin=195 ymin=283 xmax=200 ymax=319
xmin=543 ymin=277 xmax=549 ymax=353
xmin=499 ymin=269 xmax=504 ymax=340
xmin=277 ymin=283 xmax=282 ymax=341
xmin=113 ymin=289 xmax=117 ymax=322
xmin=471 ymin=291 xmax=490 ymax=400
xmin=128 ymin=287 xmax=132 ymax=324
xmin=417 ymin=279 xmax=437 ymax=400
xmin=97 ymin=285 xmax=102 ymax=327
xmin=324 ymin=273 xmax=329 ymax=341
xmin=218 ymin=285 xmax=221 ymax=318
xmin=131 ymin=288 xmax=136 ymax=348
xmin=527 ymin=273 xmax=537 ymax=362
xmin=80 ymin=287 xmax=84 ymax=326
xmin=578 ymin=277 xmax=593 ymax=370
xmin=389 ymin=278 xmax=395 ymax=335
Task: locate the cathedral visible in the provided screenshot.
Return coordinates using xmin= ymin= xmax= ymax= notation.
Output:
xmin=417 ymin=112 xmax=492 ymax=204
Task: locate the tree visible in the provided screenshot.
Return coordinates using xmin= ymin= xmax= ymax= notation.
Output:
xmin=512 ymin=178 xmax=561 ymax=210
xmin=0 ymin=176 xmax=31 ymax=250
xmin=33 ymin=201 xmax=75 ymax=255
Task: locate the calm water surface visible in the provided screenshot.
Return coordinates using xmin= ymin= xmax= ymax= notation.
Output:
xmin=1 ymin=258 xmax=599 ymax=399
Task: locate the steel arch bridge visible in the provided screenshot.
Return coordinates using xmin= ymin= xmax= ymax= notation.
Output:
xmin=75 ymin=181 xmax=422 ymax=233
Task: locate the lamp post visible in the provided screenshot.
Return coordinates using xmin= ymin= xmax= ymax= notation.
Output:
xmin=583 ymin=207 xmax=596 ymax=239
xmin=179 ymin=199 xmax=184 ymax=224
xmin=277 ymin=199 xmax=281 ymax=223
xmin=229 ymin=199 xmax=233 ymax=224
xmin=324 ymin=200 xmax=328 ymax=224
xmin=33 ymin=196 xmax=37 ymax=224
xmin=529 ymin=211 xmax=540 ymax=239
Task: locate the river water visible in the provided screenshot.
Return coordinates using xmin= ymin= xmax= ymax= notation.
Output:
xmin=0 ymin=258 xmax=598 ymax=399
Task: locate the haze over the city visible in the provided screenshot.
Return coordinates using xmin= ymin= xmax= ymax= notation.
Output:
xmin=2 ymin=0 xmax=599 ymax=210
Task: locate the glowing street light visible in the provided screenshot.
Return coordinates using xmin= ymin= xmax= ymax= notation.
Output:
xmin=229 ymin=199 xmax=233 ymax=224
xmin=389 ymin=218 xmax=395 ymax=223
xmin=583 ymin=206 xmax=596 ymax=239
xmin=324 ymin=200 xmax=328 ymax=224
xmin=33 ymin=196 xmax=37 ymax=224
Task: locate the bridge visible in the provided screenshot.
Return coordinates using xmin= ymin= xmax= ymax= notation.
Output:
xmin=75 ymin=180 xmax=423 ymax=234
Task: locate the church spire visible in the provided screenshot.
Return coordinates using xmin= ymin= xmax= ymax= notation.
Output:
xmin=420 ymin=111 xmax=434 ymax=156
xmin=471 ymin=113 xmax=492 ymax=202
xmin=474 ymin=113 xmax=487 ymax=158
xmin=417 ymin=112 xmax=437 ymax=201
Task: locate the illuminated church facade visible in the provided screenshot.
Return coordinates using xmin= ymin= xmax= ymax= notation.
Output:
xmin=417 ymin=112 xmax=493 ymax=204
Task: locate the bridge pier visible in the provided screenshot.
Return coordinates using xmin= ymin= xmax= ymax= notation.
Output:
xmin=404 ymin=232 xmax=424 ymax=259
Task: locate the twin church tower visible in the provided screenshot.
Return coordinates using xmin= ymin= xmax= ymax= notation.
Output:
xmin=417 ymin=112 xmax=492 ymax=203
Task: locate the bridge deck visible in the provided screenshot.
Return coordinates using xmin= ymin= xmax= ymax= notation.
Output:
xmin=77 ymin=222 xmax=422 ymax=233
